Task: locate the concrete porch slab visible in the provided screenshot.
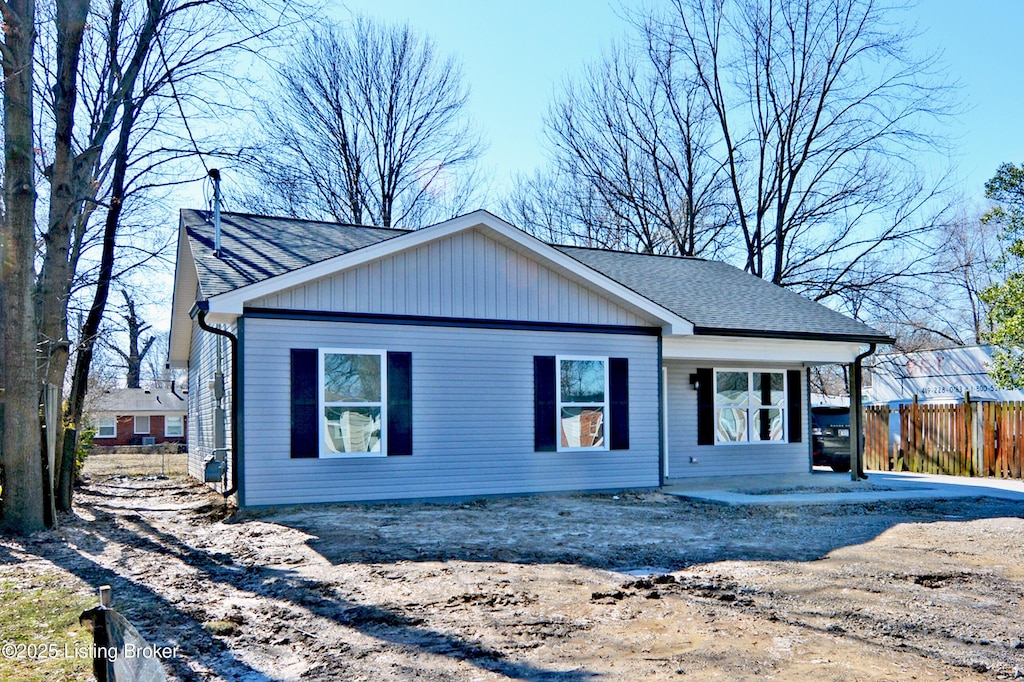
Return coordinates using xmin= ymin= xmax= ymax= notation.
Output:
xmin=662 ymin=470 xmax=1024 ymax=506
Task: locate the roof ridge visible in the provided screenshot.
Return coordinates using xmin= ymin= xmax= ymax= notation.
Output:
xmin=181 ymin=208 xmax=412 ymax=234
xmin=554 ymin=243 xmax=709 ymax=262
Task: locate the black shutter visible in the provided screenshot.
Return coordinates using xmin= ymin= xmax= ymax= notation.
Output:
xmin=534 ymin=356 xmax=557 ymax=451
xmin=387 ymin=352 xmax=413 ymax=456
xmin=696 ymin=367 xmax=714 ymax=446
xmin=290 ymin=349 xmax=318 ymax=458
xmin=787 ymin=369 xmax=803 ymax=443
xmin=609 ymin=357 xmax=629 ymax=450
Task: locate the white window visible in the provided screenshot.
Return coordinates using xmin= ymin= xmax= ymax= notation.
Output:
xmin=714 ymin=370 xmax=787 ymax=443
xmin=557 ymin=357 xmax=608 ymax=450
xmin=165 ymin=415 xmax=184 ymax=437
xmin=134 ymin=415 xmax=151 ymax=435
xmin=320 ymin=349 xmax=386 ymax=457
xmin=97 ymin=417 xmax=116 ymax=439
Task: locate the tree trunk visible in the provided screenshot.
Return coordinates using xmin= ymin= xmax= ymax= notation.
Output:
xmin=62 ymin=99 xmax=136 ymax=510
xmin=121 ymin=292 xmax=153 ymax=389
xmin=1 ymin=0 xmax=45 ymax=533
xmin=35 ymin=0 xmax=90 ymax=391
xmin=37 ymin=0 xmax=91 ymax=510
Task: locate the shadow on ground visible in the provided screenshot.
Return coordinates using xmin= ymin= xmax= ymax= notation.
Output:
xmin=2 ymin=478 xmax=600 ymax=681
xmin=5 ymin=475 xmax=1023 ymax=681
xmin=251 ymin=490 xmax=1024 ymax=571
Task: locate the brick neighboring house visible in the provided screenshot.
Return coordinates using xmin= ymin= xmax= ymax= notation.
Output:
xmin=89 ymin=387 xmax=188 ymax=446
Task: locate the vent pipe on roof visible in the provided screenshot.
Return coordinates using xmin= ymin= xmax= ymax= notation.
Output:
xmin=209 ymin=168 xmax=222 ymax=257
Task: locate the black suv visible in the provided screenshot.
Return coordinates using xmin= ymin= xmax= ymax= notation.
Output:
xmin=811 ymin=406 xmax=851 ymax=472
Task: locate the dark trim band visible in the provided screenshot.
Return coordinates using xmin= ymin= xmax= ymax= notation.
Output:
xmin=243 ymin=307 xmax=662 ymax=336
xmin=693 ymin=326 xmax=894 ymax=345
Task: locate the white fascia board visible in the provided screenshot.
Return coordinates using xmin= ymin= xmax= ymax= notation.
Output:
xmin=663 ymin=334 xmax=867 ymax=365
xmin=206 ymin=209 xmax=694 ymax=334
xmin=168 ymin=221 xmax=200 ymax=365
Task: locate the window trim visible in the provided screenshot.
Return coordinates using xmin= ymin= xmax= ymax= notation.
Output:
xmin=134 ymin=415 xmax=151 ymax=435
xmin=164 ymin=415 xmax=184 ymax=438
xmin=97 ymin=416 xmax=117 ymax=439
xmin=556 ymin=355 xmax=610 ymax=452
xmin=318 ymin=348 xmax=387 ymax=459
xmin=712 ymin=368 xmax=788 ymax=445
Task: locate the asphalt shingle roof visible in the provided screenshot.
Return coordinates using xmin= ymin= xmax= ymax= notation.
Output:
xmin=182 ymin=210 xmax=890 ymax=343
xmin=90 ymin=388 xmax=187 ymax=415
xmin=557 ymin=246 xmax=889 ymax=342
xmin=183 ymin=209 xmax=407 ymax=298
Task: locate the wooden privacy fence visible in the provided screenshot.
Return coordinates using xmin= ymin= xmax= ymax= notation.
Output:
xmin=863 ymin=400 xmax=1024 ymax=478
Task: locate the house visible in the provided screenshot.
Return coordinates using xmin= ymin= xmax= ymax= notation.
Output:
xmin=89 ymin=387 xmax=188 ymax=446
xmin=168 ymin=209 xmax=892 ymax=507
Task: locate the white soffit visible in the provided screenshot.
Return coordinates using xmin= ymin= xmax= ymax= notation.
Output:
xmin=663 ymin=335 xmax=868 ymax=365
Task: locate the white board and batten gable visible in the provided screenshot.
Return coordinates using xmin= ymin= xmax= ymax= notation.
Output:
xmin=247 ymin=226 xmax=657 ymax=328
xmin=199 ymin=211 xmax=691 ymax=335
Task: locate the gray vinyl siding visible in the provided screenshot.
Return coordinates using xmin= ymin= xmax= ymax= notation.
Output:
xmin=241 ymin=317 xmax=660 ymax=506
xmin=186 ymin=317 xmax=234 ymax=487
xmin=248 ymin=228 xmax=654 ymax=327
xmin=663 ymin=360 xmax=810 ymax=480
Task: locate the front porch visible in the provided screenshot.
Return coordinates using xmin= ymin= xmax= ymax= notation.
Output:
xmin=659 ymin=334 xmax=875 ymax=483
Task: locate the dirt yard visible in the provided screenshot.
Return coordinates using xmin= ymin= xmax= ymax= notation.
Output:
xmin=2 ymin=464 xmax=1023 ymax=681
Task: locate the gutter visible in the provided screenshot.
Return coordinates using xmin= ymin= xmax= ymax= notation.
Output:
xmin=850 ymin=342 xmax=878 ymax=481
xmin=192 ymin=301 xmax=239 ymax=498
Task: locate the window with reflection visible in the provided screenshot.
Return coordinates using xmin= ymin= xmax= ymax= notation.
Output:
xmin=97 ymin=417 xmax=116 ymax=439
xmin=714 ymin=370 xmax=787 ymax=443
xmin=165 ymin=415 xmax=184 ymax=437
xmin=321 ymin=350 xmax=385 ymax=455
xmin=558 ymin=358 xmax=607 ymax=449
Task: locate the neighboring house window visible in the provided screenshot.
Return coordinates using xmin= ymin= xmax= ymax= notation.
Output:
xmin=134 ymin=415 xmax=151 ymax=435
xmin=557 ymin=357 xmax=608 ymax=450
xmin=320 ymin=349 xmax=386 ymax=457
xmin=165 ymin=415 xmax=184 ymax=437
xmin=713 ymin=370 xmax=786 ymax=443
xmin=97 ymin=417 xmax=116 ymax=439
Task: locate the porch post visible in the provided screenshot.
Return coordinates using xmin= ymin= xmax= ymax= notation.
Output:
xmin=849 ymin=343 xmax=877 ymax=481
xmin=849 ymin=357 xmax=863 ymax=481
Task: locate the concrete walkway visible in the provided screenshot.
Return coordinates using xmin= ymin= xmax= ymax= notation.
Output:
xmin=662 ymin=470 xmax=1024 ymax=506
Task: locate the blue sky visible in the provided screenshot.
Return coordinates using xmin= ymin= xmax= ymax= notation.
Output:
xmin=336 ymin=0 xmax=1024 ymax=204
xmin=147 ymin=2 xmax=1024 ymax=332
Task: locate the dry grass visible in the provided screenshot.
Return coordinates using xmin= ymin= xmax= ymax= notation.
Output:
xmin=0 ymin=572 xmax=95 ymax=682
xmin=82 ymin=451 xmax=189 ymax=478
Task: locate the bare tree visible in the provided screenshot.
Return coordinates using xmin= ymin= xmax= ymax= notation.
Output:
xmin=838 ymin=207 xmax=1006 ymax=350
xmin=922 ymin=211 xmax=1004 ymax=345
xmin=510 ymin=39 xmax=733 ymax=256
xmin=245 ymin=16 xmax=484 ymax=228
xmin=106 ymin=290 xmax=154 ymax=389
xmin=655 ymin=0 xmax=954 ymax=298
xmin=504 ymin=170 xmax=616 ymax=247
xmin=0 ymin=0 xmax=45 ymax=532
xmin=29 ymin=0 xmax=304 ymax=514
